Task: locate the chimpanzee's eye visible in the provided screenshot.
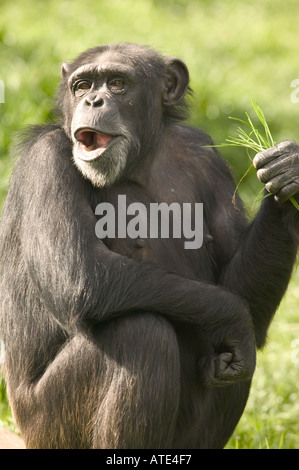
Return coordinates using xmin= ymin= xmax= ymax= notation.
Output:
xmin=74 ymin=80 xmax=92 ymax=97
xmin=108 ymin=77 xmax=126 ymax=93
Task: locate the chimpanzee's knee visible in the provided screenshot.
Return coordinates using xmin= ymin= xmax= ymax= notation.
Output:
xmin=91 ymin=313 xmax=181 ymax=448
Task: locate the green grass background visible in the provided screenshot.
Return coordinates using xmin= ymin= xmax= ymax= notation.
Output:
xmin=0 ymin=0 xmax=298 ymax=449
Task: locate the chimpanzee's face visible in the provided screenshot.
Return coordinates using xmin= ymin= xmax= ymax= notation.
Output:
xmin=60 ymin=46 xmax=189 ymax=188
xmin=63 ymin=54 xmax=149 ymax=187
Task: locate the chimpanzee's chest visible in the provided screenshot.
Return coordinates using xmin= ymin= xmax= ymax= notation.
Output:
xmin=94 ymin=186 xmax=216 ymax=282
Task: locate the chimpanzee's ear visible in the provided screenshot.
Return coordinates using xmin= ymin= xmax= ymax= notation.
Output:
xmin=163 ymin=58 xmax=190 ymax=106
xmin=61 ymin=63 xmax=70 ymax=78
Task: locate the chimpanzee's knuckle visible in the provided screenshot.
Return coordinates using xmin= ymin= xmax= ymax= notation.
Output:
xmin=252 ymin=152 xmax=263 ymax=169
xmin=290 ymin=152 xmax=299 ymax=165
xmin=285 ymin=140 xmax=298 ymax=151
xmin=265 ymin=181 xmax=276 ymax=194
xmin=257 ymin=168 xmax=268 ymax=182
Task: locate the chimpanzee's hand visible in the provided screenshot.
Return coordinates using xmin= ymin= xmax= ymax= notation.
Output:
xmin=198 ymin=300 xmax=256 ymax=388
xmin=253 ymin=140 xmax=299 ymax=203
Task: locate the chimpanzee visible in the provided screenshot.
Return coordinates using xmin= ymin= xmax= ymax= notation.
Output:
xmin=0 ymin=43 xmax=298 ymax=449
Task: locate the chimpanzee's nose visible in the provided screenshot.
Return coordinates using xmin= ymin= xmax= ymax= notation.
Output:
xmin=85 ymin=93 xmax=104 ymax=107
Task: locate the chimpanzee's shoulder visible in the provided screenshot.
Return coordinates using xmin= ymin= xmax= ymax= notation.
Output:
xmin=173 ymin=124 xmax=231 ymax=170
xmin=12 ymin=125 xmax=72 ymax=170
xmin=176 ymin=124 xmax=215 ymax=146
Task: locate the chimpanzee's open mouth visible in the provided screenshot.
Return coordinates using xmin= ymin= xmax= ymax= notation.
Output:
xmin=74 ymin=128 xmax=119 ymax=161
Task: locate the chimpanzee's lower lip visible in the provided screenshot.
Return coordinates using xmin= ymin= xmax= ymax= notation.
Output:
xmin=75 ymin=136 xmax=120 ymax=162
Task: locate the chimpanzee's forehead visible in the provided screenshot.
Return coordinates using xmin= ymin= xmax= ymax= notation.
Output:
xmin=93 ymin=50 xmax=152 ymax=74
xmin=79 ymin=49 xmax=164 ymax=77
xmin=95 ymin=49 xmax=128 ymax=63
xmin=72 ymin=62 xmax=136 ymax=76
xmin=66 ymin=45 xmax=166 ymax=81
xmin=77 ymin=50 xmax=136 ymax=70
xmin=75 ymin=55 xmax=132 ymax=73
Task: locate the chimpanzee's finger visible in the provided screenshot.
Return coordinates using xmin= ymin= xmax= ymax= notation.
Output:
xmin=253 ymin=140 xmax=298 ymax=170
xmin=274 ymin=180 xmax=299 ymax=204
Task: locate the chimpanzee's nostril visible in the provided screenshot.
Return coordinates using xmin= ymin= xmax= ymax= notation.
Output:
xmin=96 ymin=98 xmax=104 ymax=107
xmin=85 ymin=95 xmax=104 ymax=107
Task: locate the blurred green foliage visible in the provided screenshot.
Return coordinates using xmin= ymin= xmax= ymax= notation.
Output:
xmin=0 ymin=0 xmax=298 ymax=448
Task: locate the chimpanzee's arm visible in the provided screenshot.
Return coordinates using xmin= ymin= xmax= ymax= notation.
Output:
xmin=15 ymin=128 xmax=248 ymax=333
xmin=215 ymin=142 xmax=299 ymax=347
xmin=220 ymin=196 xmax=297 ymax=347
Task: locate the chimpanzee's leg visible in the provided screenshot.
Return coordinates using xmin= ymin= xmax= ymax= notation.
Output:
xmin=8 ymin=313 xmax=180 ymax=449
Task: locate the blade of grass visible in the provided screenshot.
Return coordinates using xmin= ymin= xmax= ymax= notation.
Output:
xmin=251 ymin=99 xmax=275 ymax=147
xmin=232 ymin=163 xmax=253 ymax=209
xmin=214 ymin=100 xmax=299 ymax=213
xmin=289 ymin=196 xmax=299 ymax=211
xmin=206 ymin=100 xmax=299 ymax=219
xmin=245 ymin=112 xmax=264 ymax=150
